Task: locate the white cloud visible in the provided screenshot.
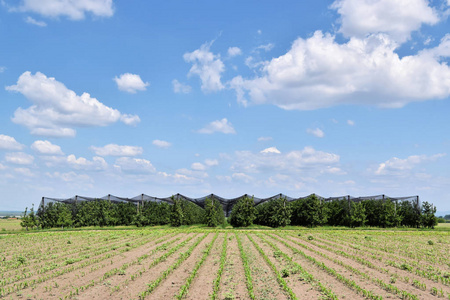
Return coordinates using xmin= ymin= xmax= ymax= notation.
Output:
xmin=114 ymin=73 xmax=149 ymax=93
xmin=232 ymin=172 xmax=253 ymax=183
xmin=198 ymin=118 xmax=236 ymax=134
xmin=91 ymin=144 xmax=143 ymax=156
xmin=231 ymin=32 xmax=450 ymax=110
xmin=228 ymin=47 xmax=242 ymax=57
xmin=67 ymin=155 xmax=107 ymax=170
xmin=14 ymin=167 xmax=34 ymax=177
xmin=331 ymin=0 xmax=439 ymax=43
xmin=25 ymin=16 xmax=47 ymax=26
xmin=46 ymin=171 xmax=92 ymax=183
xmin=306 ymin=128 xmax=325 ymax=138
xmin=0 ymin=134 xmax=24 ymax=150
xmin=6 ymin=72 xmax=139 ymax=137
xmin=12 ymin=0 xmax=114 ymax=20
xmin=191 ymin=162 xmax=206 ymax=171
xmin=204 ymin=159 xmax=218 ymax=167
xmin=257 ymin=136 xmax=273 ymax=142
xmin=260 ymin=147 xmax=281 ymax=154
xmin=0 ymin=163 xmax=6 ymax=170
xmin=114 ymin=157 xmax=156 ymax=174
xmin=172 ymin=79 xmax=192 ymax=94
xmin=120 ymin=114 xmax=141 ymax=126
xmin=31 ymin=140 xmax=63 ymax=155
xmin=232 ymin=146 xmax=340 ymax=175
xmin=255 ymin=43 xmax=274 ymax=52
xmin=5 ymin=152 xmax=34 ymax=165
xmin=375 ymin=153 xmax=446 ymax=175
xmin=0 ymin=66 xmax=5 ymax=73
xmin=347 ymin=120 xmax=355 ymax=126
xmin=152 ymin=140 xmax=172 ymax=148
xmin=184 ymin=41 xmax=225 ymax=92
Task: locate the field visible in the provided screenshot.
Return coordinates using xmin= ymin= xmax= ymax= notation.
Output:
xmin=0 ymin=227 xmax=449 ymax=300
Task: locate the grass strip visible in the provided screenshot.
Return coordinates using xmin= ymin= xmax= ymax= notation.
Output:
xmin=176 ymin=232 xmax=219 ymax=299
xmin=257 ymin=232 xmax=338 ymax=300
xmin=211 ymin=233 xmax=228 ymax=300
xmin=235 ymin=232 xmax=256 ymax=300
xmin=246 ymin=233 xmax=297 ymax=300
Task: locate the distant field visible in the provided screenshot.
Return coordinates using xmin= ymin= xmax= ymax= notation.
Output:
xmin=0 ymin=218 xmax=22 ymax=231
xmin=0 ymin=226 xmax=449 ymax=299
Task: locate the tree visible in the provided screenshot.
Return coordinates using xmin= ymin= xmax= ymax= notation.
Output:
xmin=21 ymin=205 xmax=37 ymax=231
xmin=350 ymin=202 xmax=366 ymax=227
xmin=170 ymin=198 xmax=184 ymax=227
xmin=268 ymin=197 xmax=292 ymax=227
xmin=421 ymin=201 xmax=438 ymax=229
xmin=205 ymin=198 xmax=219 ymax=227
xmin=291 ymin=194 xmax=327 ymax=227
xmin=229 ymin=196 xmax=255 ymax=227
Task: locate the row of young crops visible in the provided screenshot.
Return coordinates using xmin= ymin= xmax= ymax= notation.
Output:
xmin=0 ymin=227 xmax=449 ymax=299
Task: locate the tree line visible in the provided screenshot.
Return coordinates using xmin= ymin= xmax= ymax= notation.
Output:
xmin=21 ymin=195 xmax=438 ymax=230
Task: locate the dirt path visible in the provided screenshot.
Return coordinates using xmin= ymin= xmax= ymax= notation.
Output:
xmin=146 ymin=233 xmax=215 ymax=299
xmin=250 ymin=233 xmax=323 ymax=300
xmin=185 ymin=233 xmax=225 ymax=300
xmin=217 ymin=234 xmax=250 ymax=300
xmin=262 ymin=232 xmax=366 ymax=300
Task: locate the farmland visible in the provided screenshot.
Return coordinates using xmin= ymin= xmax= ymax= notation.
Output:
xmin=0 ymin=227 xmax=449 ymax=300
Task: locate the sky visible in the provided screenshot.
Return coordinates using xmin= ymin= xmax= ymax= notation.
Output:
xmin=0 ymin=0 xmax=449 ymax=212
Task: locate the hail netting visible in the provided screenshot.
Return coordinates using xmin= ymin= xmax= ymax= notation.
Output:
xmin=41 ymin=193 xmax=420 ymax=217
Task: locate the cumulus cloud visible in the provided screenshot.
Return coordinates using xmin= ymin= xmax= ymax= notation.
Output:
xmin=204 ymin=159 xmax=219 ymax=167
xmin=5 ymin=152 xmax=34 ymax=165
xmin=6 ymin=72 xmax=139 ymax=137
xmin=198 ymin=118 xmax=236 ymax=134
xmin=260 ymin=147 xmax=281 ymax=154
xmin=11 ymin=0 xmax=114 ymax=20
xmin=172 ymin=79 xmax=192 ymax=94
xmin=230 ymin=31 xmax=450 ymax=110
xmin=347 ymin=120 xmax=355 ymax=126
xmin=257 ymin=136 xmax=273 ymax=142
xmin=67 ymin=155 xmax=107 ymax=170
xmin=114 ymin=157 xmax=156 ymax=174
xmin=120 ymin=114 xmax=141 ymax=126
xmin=0 ymin=134 xmax=24 ymax=150
xmin=25 ymin=16 xmax=47 ymax=26
xmin=375 ymin=153 xmax=446 ymax=175
xmin=228 ymin=47 xmax=242 ymax=57
xmin=91 ymin=144 xmax=143 ymax=156
xmin=232 ymin=146 xmax=340 ymax=175
xmin=331 ymin=0 xmax=439 ymax=43
xmin=232 ymin=172 xmax=253 ymax=183
xmin=191 ymin=162 xmax=206 ymax=171
xmin=255 ymin=43 xmax=274 ymax=52
xmin=31 ymin=140 xmax=64 ymax=155
xmin=306 ymin=128 xmax=325 ymax=138
xmin=184 ymin=41 xmax=225 ymax=92
xmin=152 ymin=140 xmax=171 ymax=148
xmin=114 ymin=73 xmax=149 ymax=93
xmin=46 ymin=171 xmax=92 ymax=183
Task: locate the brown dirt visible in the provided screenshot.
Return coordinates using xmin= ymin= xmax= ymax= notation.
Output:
xmin=184 ymin=233 xmax=225 ymax=300
xmin=263 ymin=232 xmax=366 ymax=300
xmin=218 ymin=234 xmax=250 ymax=300
xmin=310 ymin=234 xmax=450 ymax=297
xmin=27 ymin=232 xmax=180 ymax=299
xmin=239 ymin=233 xmax=287 ymax=300
xmin=250 ymin=233 xmax=323 ymax=300
xmin=145 ymin=233 xmax=215 ymax=299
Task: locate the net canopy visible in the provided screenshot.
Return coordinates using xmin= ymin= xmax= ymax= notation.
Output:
xmin=42 ymin=193 xmax=419 ymax=217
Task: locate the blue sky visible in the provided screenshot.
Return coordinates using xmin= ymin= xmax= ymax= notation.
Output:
xmin=0 ymin=0 xmax=449 ymax=212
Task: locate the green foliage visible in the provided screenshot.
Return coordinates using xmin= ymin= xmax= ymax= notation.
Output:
xmin=229 ymin=196 xmax=256 ymax=227
xmin=20 ymin=205 xmax=37 ymax=231
xmin=170 ymin=198 xmax=184 ymax=227
xmin=420 ymin=201 xmax=437 ymax=229
xmin=291 ymin=194 xmax=328 ymax=227
xmin=254 ymin=197 xmax=292 ymax=227
xmin=204 ymin=198 xmax=224 ymax=227
xmin=350 ymin=202 xmax=366 ymax=227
